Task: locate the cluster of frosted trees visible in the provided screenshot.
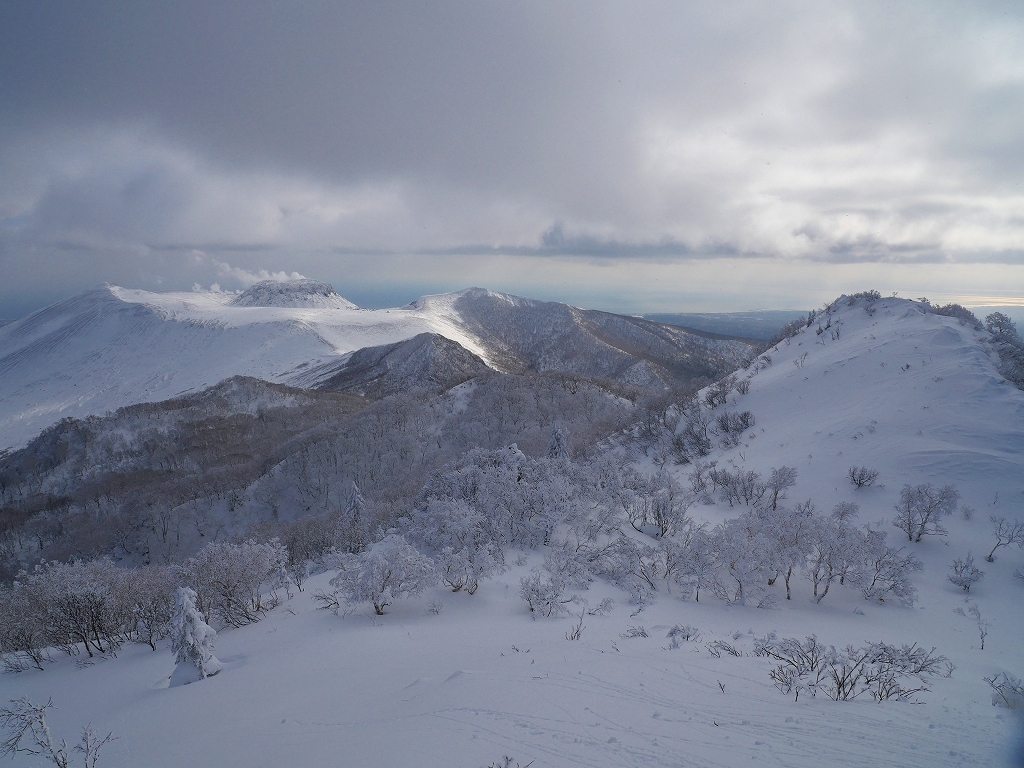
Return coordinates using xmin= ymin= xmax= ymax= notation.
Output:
xmin=0 ymin=370 xmax=639 ymax=580
xmin=0 ymin=540 xmax=286 ymax=672
xmin=522 ymin=474 xmax=924 ymax=613
xmin=311 ymin=449 xmax=931 ymax=617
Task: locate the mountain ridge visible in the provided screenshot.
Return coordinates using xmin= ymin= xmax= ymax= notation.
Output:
xmin=0 ymin=281 xmax=753 ymax=448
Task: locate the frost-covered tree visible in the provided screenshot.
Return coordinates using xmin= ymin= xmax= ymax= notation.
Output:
xmin=985 ymin=311 xmax=1017 ymax=340
xmin=853 ymin=529 xmax=922 ymax=606
xmin=665 ymin=527 xmax=717 ymax=602
xmin=546 ymin=425 xmax=569 ymax=459
xmin=329 ymin=534 xmax=435 ymax=614
xmin=759 ymin=501 xmax=816 ymax=600
xmin=713 ymin=514 xmax=771 ymax=605
xmin=622 ymin=471 xmax=692 ymax=538
xmin=986 ymin=516 xmax=1024 ymax=562
xmin=714 ymin=468 xmax=766 ymax=507
xmin=0 ymin=697 xmax=115 ymax=768
xmin=180 ymin=539 xmax=287 ymax=627
xmin=764 ymin=466 xmax=798 ymax=511
xmin=15 ymin=559 xmax=131 ymax=658
xmin=542 ymin=546 xmax=594 ymax=591
xmin=519 ymin=571 xmax=573 ymax=617
xmin=339 ymin=481 xmax=368 ymax=550
xmin=805 ymin=514 xmax=865 ymax=604
xmin=893 ymin=484 xmax=959 ymax=542
xmin=120 ymin=566 xmax=177 ymax=651
xmin=948 ymin=554 xmax=984 ymax=592
xmin=0 ymin=584 xmax=51 ymax=672
xmin=405 ymin=498 xmax=505 ymax=594
xmin=830 ymin=501 xmax=860 ymax=523
xmin=168 ymin=586 xmax=221 ymax=686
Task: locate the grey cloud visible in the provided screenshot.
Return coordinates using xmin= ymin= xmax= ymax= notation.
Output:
xmin=1 ymin=1 xmax=1023 ymax=316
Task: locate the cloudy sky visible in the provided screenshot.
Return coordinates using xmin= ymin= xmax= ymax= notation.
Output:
xmin=2 ymin=1 xmax=1023 ymax=317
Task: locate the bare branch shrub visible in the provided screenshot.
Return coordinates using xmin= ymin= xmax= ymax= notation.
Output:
xmin=848 ymin=466 xmax=879 ymax=488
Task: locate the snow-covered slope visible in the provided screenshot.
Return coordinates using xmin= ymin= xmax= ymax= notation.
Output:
xmin=4 ymin=295 xmax=1024 ymax=768
xmin=709 ymin=296 xmax=1024 ymax=520
xmin=0 ymin=283 xmax=752 ymax=449
xmin=0 ymin=283 xmax=472 ymax=448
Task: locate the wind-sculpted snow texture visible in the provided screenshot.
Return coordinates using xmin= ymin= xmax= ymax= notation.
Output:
xmin=0 ymin=283 xmax=751 ymax=449
xmin=2 ymin=295 xmax=1024 ymax=767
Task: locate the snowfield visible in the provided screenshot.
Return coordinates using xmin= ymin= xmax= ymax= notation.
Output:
xmin=0 ymin=283 xmax=498 ymax=449
xmin=2 ymin=296 xmax=1024 ymax=767
xmin=1 ymin=564 xmax=1017 ymax=768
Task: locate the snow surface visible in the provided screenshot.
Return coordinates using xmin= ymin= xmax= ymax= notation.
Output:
xmin=0 ymin=284 xmax=499 ymax=449
xmin=3 ymin=296 xmax=1024 ymax=767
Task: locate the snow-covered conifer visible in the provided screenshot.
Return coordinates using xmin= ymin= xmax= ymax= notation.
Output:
xmin=546 ymin=425 xmax=569 ymax=459
xmin=168 ymin=586 xmax=221 ymax=686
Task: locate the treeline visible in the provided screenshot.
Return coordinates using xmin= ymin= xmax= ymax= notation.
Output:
xmin=0 ymin=539 xmax=288 ymax=672
xmin=0 ymin=372 xmax=645 ymax=579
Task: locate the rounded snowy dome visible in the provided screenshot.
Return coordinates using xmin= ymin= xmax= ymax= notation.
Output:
xmin=230 ymin=280 xmax=358 ymax=309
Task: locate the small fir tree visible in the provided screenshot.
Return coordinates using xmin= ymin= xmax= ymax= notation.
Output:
xmin=168 ymin=587 xmax=221 ymax=686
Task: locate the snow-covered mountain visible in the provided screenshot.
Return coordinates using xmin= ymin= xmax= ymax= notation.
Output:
xmin=0 ymin=282 xmax=752 ymax=449
xmin=3 ymin=293 xmax=1024 ymax=767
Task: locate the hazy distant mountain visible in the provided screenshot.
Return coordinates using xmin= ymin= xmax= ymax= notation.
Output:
xmin=644 ymin=310 xmax=807 ymax=340
xmin=0 ymin=281 xmax=753 ymax=448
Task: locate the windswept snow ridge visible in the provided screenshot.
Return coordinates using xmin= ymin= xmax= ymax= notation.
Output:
xmin=0 ymin=283 xmax=751 ymax=448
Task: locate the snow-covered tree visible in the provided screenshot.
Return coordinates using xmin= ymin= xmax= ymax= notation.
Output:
xmin=665 ymin=527 xmax=718 ymax=602
xmin=805 ymin=514 xmax=864 ymax=604
xmin=985 ymin=311 xmax=1017 ymax=340
xmin=853 ymin=529 xmax=922 ymax=606
xmin=546 ymin=425 xmax=569 ymax=459
xmin=329 ymin=534 xmax=435 ymax=614
xmin=713 ymin=514 xmax=771 ymax=605
xmin=168 ymin=586 xmax=221 ymax=686
xmin=0 ymin=697 xmax=115 ymax=767
xmin=180 ymin=539 xmax=287 ymax=627
xmin=986 ymin=516 xmax=1024 ymax=562
xmin=120 ymin=565 xmax=177 ymax=651
xmin=759 ymin=501 xmax=816 ymax=600
xmin=830 ymin=501 xmax=860 ymax=523
xmin=892 ymin=483 xmax=959 ymax=542
xmin=519 ymin=570 xmax=574 ymax=617
xmin=15 ymin=559 xmax=131 ymax=658
xmin=339 ymin=481 xmax=368 ymax=550
xmin=764 ymin=466 xmax=798 ymax=511
xmin=586 ymin=534 xmax=660 ymax=605
xmin=405 ymin=498 xmax=504 ymax=594
xmin=948 ymin=554 xmax=984 ymax=592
